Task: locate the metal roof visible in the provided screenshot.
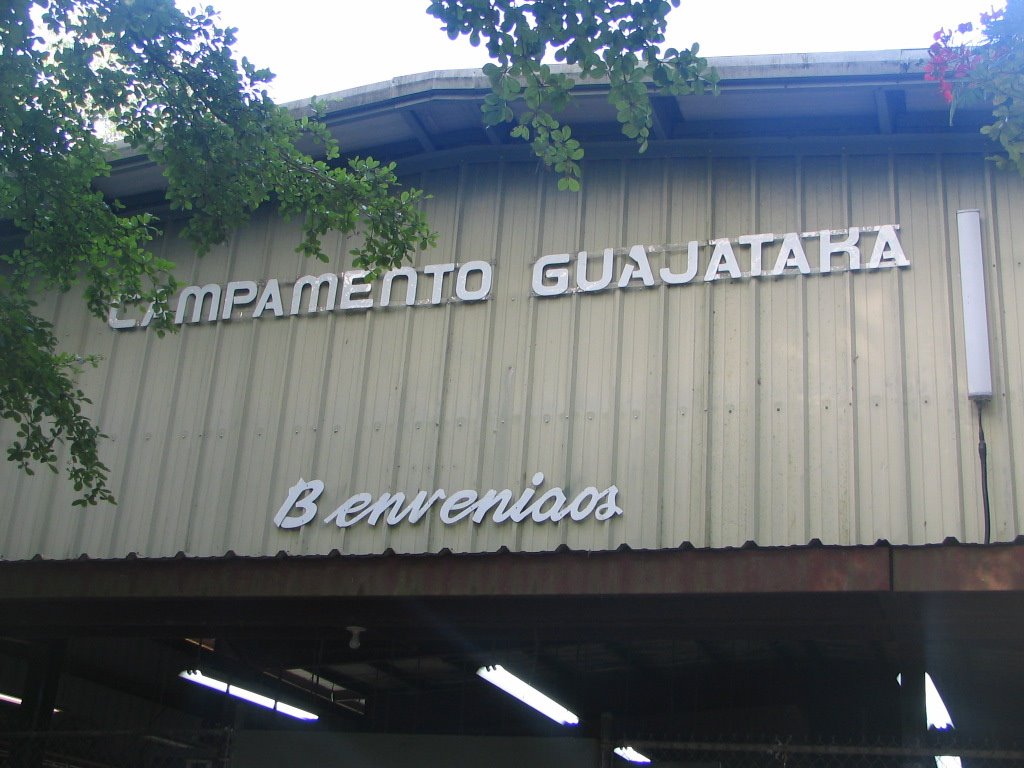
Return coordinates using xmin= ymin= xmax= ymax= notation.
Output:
xmin=101 ymin=49 xmax=990 ymax=204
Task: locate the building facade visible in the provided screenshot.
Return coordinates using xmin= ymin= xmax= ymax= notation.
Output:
xmin=1 ymin=51 xmax=1022 ymax=767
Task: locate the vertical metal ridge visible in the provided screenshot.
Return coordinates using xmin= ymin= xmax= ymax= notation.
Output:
xmin=425 ymin=165 xmax=467 ymax=553
xmin=891 ymin=152 xmax=915 ymax=544
xmin=117 ymin=309 xmax=155 ymax=552
xmin=219 ymin=212 xmax=275 ymax=553
xmin=749 ymin=157 xmax=762 ymax=545
xmin=843 ymin=152 xmax=862 ymax=546
xmin=0 ymin=410 xmax=27 ymax=556
xmin=701 ymin=154 xmax=716 ymax=548
xmin=256 ymin=233 xmax=309 ymax=556
xmin=659 ymin=160 xmax=675 ymax=552
xmin=607 ymin=159 xmax=628 ymax=551
xmin=373 ymin=170 xmax=426 ymax=555
xmin=798 ymin=155 xmax=813 ymax=546
xmin=560 ymin=158 xmax=588 ymax=552
xmin=385 ymin=185 xmax=422 ymax=553
xmin=565 ymin=162 xmax=600 ymax=555
xmin=381 ymin=306 xmax=417 ymax=555
xmin=937 ymin=156 xmax=970 ymax=541
xmin=469 ymin=160 xmax=505 ymax=554
xmin=290 ymin=225 xmax=348 ymax=555
xmin=28 ymin=290 xmax=74 ymax=557
xmin=560 ymin=278 xmax=582 ymax=550
xmin=514 ymin=170 xmax=547 ymax=554
xmin=115 ymin=224 xmax=194 ymax=557
xmin=97 ymin=227 xmax=169 ymax=557
xmin=183 ymin=229 xmax=239 ymax=555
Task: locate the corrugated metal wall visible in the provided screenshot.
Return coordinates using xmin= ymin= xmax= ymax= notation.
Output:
xmin=3 ymin=149 xmax=1022 ymax=559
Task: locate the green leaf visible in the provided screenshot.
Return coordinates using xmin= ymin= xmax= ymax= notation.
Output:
xmin=1 ymin=0 xmax=438 ymax=505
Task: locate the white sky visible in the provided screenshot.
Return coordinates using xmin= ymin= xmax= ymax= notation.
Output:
xmin=184 ymin=0 xmax=1001 ymax=103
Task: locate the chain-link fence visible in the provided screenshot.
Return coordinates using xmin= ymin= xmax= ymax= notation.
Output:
xmin=630 ymin=737 xmax=1024 ymax=768
xmin=0 ymin=729 xmax=232 ymax=768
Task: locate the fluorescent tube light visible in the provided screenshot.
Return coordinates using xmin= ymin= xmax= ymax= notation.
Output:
xmin=476 ymin=665 xmax=579 ymax=726
xmin=275 ymin=700 xmax=319 ymax=720
xmin=614 ymin=746 xmax=652 ymax=763
xmin=227 ymin=684 xmax=275 ymax=710
xmin=179 ymin=670 xmax=228 ymax=693
xmin=179 ymin=670 xmax=318 ymax=721
xmin=0 ymin=691 xmax=60 ymax=714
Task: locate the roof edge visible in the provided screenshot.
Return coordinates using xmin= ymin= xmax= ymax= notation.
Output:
xmin=284 ymin=48 xmax=931 ymax=116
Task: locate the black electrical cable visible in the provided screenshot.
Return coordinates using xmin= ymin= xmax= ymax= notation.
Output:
xmin=977 ymin=401 xmax=992 ymax=545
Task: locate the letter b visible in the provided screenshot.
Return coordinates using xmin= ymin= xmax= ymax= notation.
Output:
xmin=273 ymin=479 xmax=325 ymax=529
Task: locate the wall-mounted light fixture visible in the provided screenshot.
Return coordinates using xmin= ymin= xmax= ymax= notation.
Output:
xmin=347 ymin=626 xmax=365 ymax=650
xmin=957 ymin=209 xmax=995 ymax=544
xmin=957 ymin=209 xmax=993 ymax=400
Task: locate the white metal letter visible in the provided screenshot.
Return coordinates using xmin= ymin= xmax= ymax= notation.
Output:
xmin=340 ymin=270 xmax=373 ymax=310
xmin=386 ymin=490 xmax=447 ymax=525
xmin=455 ymin=261 xmax=492 ymax=302
xmin=576 ymin=249 xmax=614 ymax=292
xmin=533 ymin=254 xmax=571 ymax=297
xmin=867 ymin=225 xmax=910 ymax=269
xmin=424 ymin=263 xmax=456 ymax=305
xmin=739 ymin=233 xmax=775 ymax=277
xmin=222 ymin=280 xmax=258 ymax=320
xmin=380 ymin=267 xmax=418 ymax=307
xmin=704 ymin=240 xmax=742 ymax=281
xmin=253 ymin=279 xmax=284 ymax=319
xmin=273 ymin=479 xmax=324 ymax=529
xmin=291 ymin=273 xmax=339 ymax=315
xmin=324 ymin=493 xmax=374 ymax=528
xmin=593 ymin=486 xmax=624 ymax=520
xmin=564 ymin=487 xmax=601 ymax=521
xmin=660 ymin=241 xmax=700 ymax=285
xmin=617 ymin=245 xmax=656 ymax=287
xmin=819 ymin=228 xmax=861 ymax=273
xmin=174 ymin=284 xmax=222 ymax=325
xmin=440 ymin=490 xmax=479 ymax=524
xmin=772 ymin=233 xmax=811 ymax=275
xmin=526 ymin=487 xmax=568 ymax=522
xmin=107 ymin=306 xmax=137 ymax=330
xmin=493 ymin=472 xmax=544 ymax=523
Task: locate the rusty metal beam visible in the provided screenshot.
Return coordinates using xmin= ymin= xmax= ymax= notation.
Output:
xmin=0 ymin=544 xmax=904 ymax=602
xmin=2 ymin=542 xmax=1022 ymax=605
xmin=892 ymin=542 xmax=1024 ymax=591
xmin=0 ymin=543 xmax=1021 ymax=639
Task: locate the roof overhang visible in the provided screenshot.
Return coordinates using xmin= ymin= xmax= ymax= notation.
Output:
xmin=99 ymin=49 xmax=991 ymax=203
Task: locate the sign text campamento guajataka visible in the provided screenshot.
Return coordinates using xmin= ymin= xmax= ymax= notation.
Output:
xmin=108 ymin=225 xmax=908 ymax=329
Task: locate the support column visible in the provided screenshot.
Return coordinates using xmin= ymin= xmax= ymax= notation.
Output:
xmin=599 ymin=711 xmax=612 ymax=768
xmin=11 ymin=639 xmax=66 ymax=768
